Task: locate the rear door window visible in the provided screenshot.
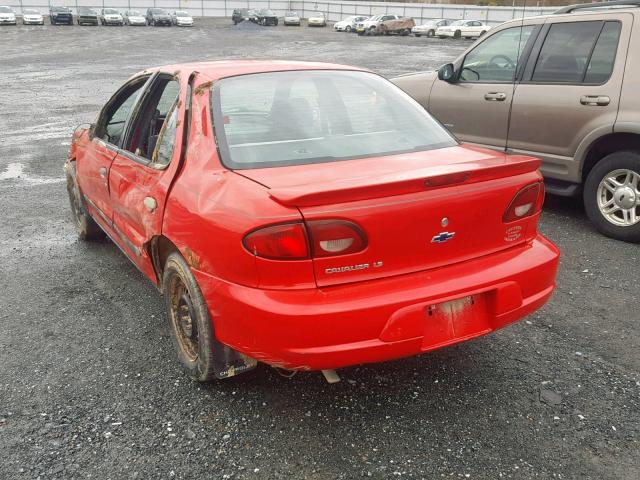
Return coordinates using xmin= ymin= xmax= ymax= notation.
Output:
xmin=531 ymin=21 xmax=617 ymax=83
xmin=584 ymin=22 xmax=622 ymax=84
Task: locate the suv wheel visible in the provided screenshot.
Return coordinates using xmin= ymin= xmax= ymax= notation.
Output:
xmin=584 ymin=151 xmax=640 ymax=242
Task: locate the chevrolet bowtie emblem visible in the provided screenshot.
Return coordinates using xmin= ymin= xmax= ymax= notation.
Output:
xmin=431 ymin=232 xmax=456 ymax=243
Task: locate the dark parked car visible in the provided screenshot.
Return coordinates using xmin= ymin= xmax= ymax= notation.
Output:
xmin=146 ymin=8 xmax=171 ymax=26
xmin=231 ymin=8 xmax=257 ymax=25
xmin=49 ymin=6 xmax=73 ymax=25
xmin=77 ymin=7 xmax=99 ymax=26
xmin=256 ymin=9 xmax=278 ymax=26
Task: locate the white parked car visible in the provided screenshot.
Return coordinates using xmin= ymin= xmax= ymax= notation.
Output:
xmin=171 ymin=10 xmax=193 ymax=26
xmin=284 ymin=11 xmax=300 ymax=26
xmin=334 ymin=15 xmax=368 ymax=32
xmin=436 ymin=19 xmax=490 ymax=39
xmin=412 ymin=18 xmax=451 ymax=37
xmin=22 ymin=8 xmax=44 ymax=25
xmin=307 ymin=11 xmax=326 ymax=27
xmin=100 ymin=8 xmax=123 ymax=26
xmin=0 ymin=5 xmax=16 ymax=25
xmin=123 ymin=10 xmax=146 ymax=26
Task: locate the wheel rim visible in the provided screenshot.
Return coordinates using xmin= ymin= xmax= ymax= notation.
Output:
xmin=168 ymin=276 xmax=199 ymax=362
xmin=597 ymin=168 xmax=640 ymax=226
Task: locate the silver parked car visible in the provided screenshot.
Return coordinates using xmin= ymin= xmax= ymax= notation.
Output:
xmin=171 ymin=10 xmax=193 ymax=26
xmin=22 ymin=8 xmax=44 ymax=25
xmin=100 ymin=8 xmax=123 ymax=26
xmin=123 ymin=10 xmax=146 ymax=26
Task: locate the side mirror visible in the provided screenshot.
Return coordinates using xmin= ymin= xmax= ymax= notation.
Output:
xmin=438 ymin=63 xmax=456 ymax=83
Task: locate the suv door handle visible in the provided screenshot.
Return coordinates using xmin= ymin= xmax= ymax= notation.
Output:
xmin=484 ymin=92 xmax=507 ymax=101
xmin=580 ymin=95 xmax=610 ymax=106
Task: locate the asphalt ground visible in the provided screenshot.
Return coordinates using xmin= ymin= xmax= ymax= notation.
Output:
xmin=0 ymin=18 xmax=638 ymax=480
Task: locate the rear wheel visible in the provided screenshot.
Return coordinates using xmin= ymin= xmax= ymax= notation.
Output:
xmin=584 ymin=151 xmax=640 ymax=242
xmin=163 ymin=252 xmax=217 ymax=382
xmin=453 ymin=29 xmax=461 ymax=39
xmin=66 ymin=166 xmax=103 ymax=241
xmin=345 ymin=25 xmax=351 ymax=32
xmin=427 ymin=29 xmax=435 ymax=37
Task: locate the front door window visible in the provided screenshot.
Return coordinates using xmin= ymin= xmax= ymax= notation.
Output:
xmin=461 ymin=26 xmax=535 ymax=83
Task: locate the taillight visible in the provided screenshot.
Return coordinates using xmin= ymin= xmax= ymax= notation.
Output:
xmin=243 ymin=220 xmax=367 ymax=260
xmin=243 ymin=223 xmax=309 ymax=260
xmin=306 ymin=220 xmax=367 ymax=258
xmin=503 ymin=182 xmax=545 ymax=223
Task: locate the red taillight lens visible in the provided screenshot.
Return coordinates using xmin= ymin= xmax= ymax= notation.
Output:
xmin=243 ymin=223 xmax=309 ymax=260
xmin=503 ymin=182 xmax=545 ymax=223
xmin=306 ymin=220 xmax=367 ymax=258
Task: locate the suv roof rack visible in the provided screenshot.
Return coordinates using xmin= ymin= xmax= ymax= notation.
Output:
xmin=554 ymin=0 xmax=640 ymax=14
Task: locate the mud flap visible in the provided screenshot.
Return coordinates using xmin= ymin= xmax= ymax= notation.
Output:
xmin=212 ymin=339 xmax=258 ymax=379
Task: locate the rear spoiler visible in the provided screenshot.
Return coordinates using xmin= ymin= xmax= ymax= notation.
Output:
xmin=269 ymin=156 xmax=541 ymax=207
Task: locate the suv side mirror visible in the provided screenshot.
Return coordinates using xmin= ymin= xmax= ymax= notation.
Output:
xmin=438 ymin=63 xmax=456 ymax=82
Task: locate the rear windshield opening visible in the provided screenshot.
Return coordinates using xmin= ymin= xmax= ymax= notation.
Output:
xmin=211 ymin=70 xmax=457 ymax=169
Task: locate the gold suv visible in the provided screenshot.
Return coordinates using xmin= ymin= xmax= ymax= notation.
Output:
xmin=393 ymin=0 xmax=640 ymax=242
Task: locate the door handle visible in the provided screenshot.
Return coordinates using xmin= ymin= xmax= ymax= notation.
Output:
xmin=143 ymin=196 xmax=157 ymax=213
xmin=484 ymin=92 xmax=507 ymax=101
xmin=99 ymin=167 xmax=107 ymax=178
xmin=580 ymin=95 xmax=610 ymax=106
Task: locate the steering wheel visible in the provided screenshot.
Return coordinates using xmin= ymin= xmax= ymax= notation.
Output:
xmin=489 ymin=54 xmax=516 ymax=69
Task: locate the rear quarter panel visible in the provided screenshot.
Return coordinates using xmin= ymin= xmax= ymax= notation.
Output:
xmin=161 ymin=80 xmax=313 ymax=289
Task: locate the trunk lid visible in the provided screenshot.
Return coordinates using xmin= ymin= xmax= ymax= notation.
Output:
xmin=237 ymin=145 xmax=542 ymax=287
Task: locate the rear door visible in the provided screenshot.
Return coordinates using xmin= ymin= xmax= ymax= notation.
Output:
xmin=507 ymin=14 xmax=629 ymax=183
xmin=107 ymin=73 xmax=188 ymax=273
xmin=77 ymin=75 xmax=150 ymax=223
xmin=429 ymin=23 xmax=541 ymax=149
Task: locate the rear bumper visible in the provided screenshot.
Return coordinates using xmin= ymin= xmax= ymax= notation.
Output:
xmin=194 ymin=235 xmax=559 ymax=371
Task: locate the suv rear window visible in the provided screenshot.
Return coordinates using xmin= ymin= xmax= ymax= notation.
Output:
xmin=532 ymin=21 xmax=621 ymax=84
xmin=212 ymin=70 xmax=456 ymax=169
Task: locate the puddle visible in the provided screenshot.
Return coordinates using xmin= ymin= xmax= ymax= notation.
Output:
xmin=0 ymin=162 xmax=64 ymax=185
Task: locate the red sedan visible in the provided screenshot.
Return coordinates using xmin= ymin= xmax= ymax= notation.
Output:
xmin=65 ymin=61 xmax=559 ymax=381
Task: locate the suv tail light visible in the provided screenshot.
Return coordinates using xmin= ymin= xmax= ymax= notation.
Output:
xmin=306 ymin=220 xmax=367 ymax=258
xmin=503 ymin=182 xmax=545 ymax=223
xmin=243 ymin=220 xmax=367 ymax=260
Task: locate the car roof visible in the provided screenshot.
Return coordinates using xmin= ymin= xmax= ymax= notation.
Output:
xmin=143 ymin=60 xmax=369 ymax=81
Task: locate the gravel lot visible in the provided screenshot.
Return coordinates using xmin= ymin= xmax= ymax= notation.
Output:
xmin=1 ymin=18 xmax=639 ymax=480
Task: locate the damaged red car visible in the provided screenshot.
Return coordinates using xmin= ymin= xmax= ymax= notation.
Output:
xmin=65 ymin=60 xmax=559 ymax=382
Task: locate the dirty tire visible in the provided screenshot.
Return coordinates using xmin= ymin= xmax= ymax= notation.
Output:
xmin=584 ymin=151 xmax=640 ymax=243
xmin=454 ymin=29 xmax=461 ymax=39
xmin=66 ymin=168 xmax=103 ymax=241
xmin=163 ymin=252 xmax=217 ymax=382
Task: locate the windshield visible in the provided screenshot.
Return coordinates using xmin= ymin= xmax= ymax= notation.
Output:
xmin=286 ymin=12 xmax=298 ymax=16
xmin=127 ymin=10 xmax=140 ymax=15
xmin=104 ymin=9 xmax=118 ymax=14
xmin=260 ymin=10 xmax=275 ymax=15
xmin=212 ymin=70 xmax=456 ymax=170
xmin=175 ymin=11 xmax=189 ymax=16
xmin=151 ymin=9 xmax=167 ymax=14
xmin=51 ymin=7 xmax=68 ymax=12
xmin=24 ymin=9 xmax=39 ymax=14
xmin=79 ymin=8 xmax=96 ymax=13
